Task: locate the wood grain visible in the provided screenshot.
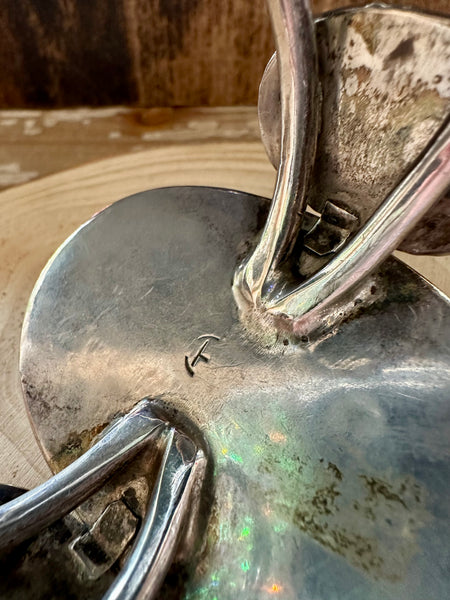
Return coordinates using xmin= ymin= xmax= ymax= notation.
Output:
xmin=0 ymin=0 xmax=272 ymax=107
xmin=1 ymin=140 xmax=449 ymax=488
xmin=0 ymin=106 xmax=261 ymax=190
xmin=0 ymin=0 xmax=447 ymax=108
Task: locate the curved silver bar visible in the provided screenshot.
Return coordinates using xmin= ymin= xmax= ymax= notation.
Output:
xmin=0 ymin=400 xmax=167 ymax=553
xmin=103 ymin=431 xmax=206 ymax=600
xmin=268 ymin=120 xmax=450 ymax=335
xmin=234 ymin=0 xmax=318 ymax=305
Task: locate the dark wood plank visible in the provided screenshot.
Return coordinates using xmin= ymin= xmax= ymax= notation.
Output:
xmin=0 ymin=0 xmax=447 ymax=108
xmin=0 ymin=1 xmax=135 ymax=107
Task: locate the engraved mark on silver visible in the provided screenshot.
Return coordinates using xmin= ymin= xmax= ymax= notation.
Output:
xmin=185 ymin=334 xmax=221 ymax=377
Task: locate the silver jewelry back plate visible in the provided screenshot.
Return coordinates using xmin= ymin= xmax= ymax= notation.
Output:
xmin=19 ymin=186 xmax=450 ymax=599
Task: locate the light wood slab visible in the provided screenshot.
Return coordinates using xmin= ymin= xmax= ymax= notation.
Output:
xmin=0 ymin=107 xmax=261 ymax=191
xmin=1 ymin=142 xmax=449 ymax=489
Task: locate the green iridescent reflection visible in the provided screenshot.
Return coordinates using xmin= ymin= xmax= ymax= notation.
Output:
xmin=241 ymin=560 xmax=250 ymax=572
xmin=185 ymin=404 xmax=312 ymax=598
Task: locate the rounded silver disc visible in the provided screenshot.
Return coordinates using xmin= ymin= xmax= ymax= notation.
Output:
xmin=258 ymin=6 xmax=450 ymax=255
xmin=21 ymin=186 xmax=450 ymax=599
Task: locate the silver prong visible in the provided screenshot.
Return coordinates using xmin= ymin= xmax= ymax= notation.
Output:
xmin=233 ymin=0 xmax=319 ymax=306
xmin=268 ymin=119 xmax=450 ymax=335
xmin=0 ymin=400 xmax=167 ymax=554
xmin=103 ymin=430 xmax=205 ymax=600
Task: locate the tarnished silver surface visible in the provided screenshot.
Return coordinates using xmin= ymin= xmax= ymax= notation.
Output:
xmin=235 ymin=2 xmax=450 ymax=336
xmin=255 ymin=121 xmax=450 ymax=337
xmin=13 ymin=1 xmax=450 ymax=597
xmin=234 ymin=0 xmax=319 ymax=306
xmin=105 ymin=429 xmax=206 ymax=600
xmin=0 ymin=398 xmax=206 ymax=599
xmin=0 ymin=401 xmax=165 ymax=553
xmin=398 ymin=190 xmax=450 ymax=255
xmin=258 ymin=5 xmax=450 ymax=257
xmin=20 ymin=186 xmax=450 ymax=599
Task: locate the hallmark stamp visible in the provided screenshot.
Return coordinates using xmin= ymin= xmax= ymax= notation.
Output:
xmin=185 ymin=334 xmax=220 ymax=376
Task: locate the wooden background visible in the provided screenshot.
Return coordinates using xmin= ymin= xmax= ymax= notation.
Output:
xmin=0 ymin=0 xmax=447 ymax=108
xmin=0 ymin=0 xmax=449 ymax=489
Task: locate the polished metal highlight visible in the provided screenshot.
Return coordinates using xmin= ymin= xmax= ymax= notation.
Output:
xmin=0 ymin=401 xmax=165 ymax=553
xmin=258 ymin=5 xmax=450 ymax=257
xmin=19 ymin=186 xmax=450 ymax=599
xmin=234 ymin=4 xmax=450 ymax=336
xmin=0 ymin=399 xmax=205 ymax=599
xmin=6 ymin=1 xmax=450 ymax=599
xmin=105 ymin=430 xmax=206 ymax=600
xmin=265 ymin=120 xmax=450 ymax=336
xmin=234 ymin=0 xmax=319 ymax=306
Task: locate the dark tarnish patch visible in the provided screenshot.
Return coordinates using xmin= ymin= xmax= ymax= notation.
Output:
xmin=310 ymin=482 xmax=341 ymax=515
xmin=350 ymin=14 xmax=380 ymax=55
xmin=252 ymin=444 xmax=429 ymax=582
xmin=22 ymin=377 xmax=53 ymax=422
xmin=399 ymin=191 xmax=450 ymax=255
xmin=50 ymin=422 xmax=109 ymax=471
xmin=294 ymin=509 xmax=385 ymax=575
xmin=387 ymin=37 xmax=415 ymax=62
xmin=361 ymin=475 xmax=409 ymax=509
xmin=291 ymin=463 xmax=428 ymax=582
xmin=327 ymin=461 xmax=343 ymax=481
xmin=333 ymin=257 xmax=422 ymax=332
xmin=204 ymin=448 xmax=429 ymax=584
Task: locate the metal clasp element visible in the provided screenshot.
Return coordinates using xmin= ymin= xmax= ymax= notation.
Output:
xmin=0 ymin=400 xmax=207 ymax=600
xmin=233 ymin=0 xmax=450 ymax=338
